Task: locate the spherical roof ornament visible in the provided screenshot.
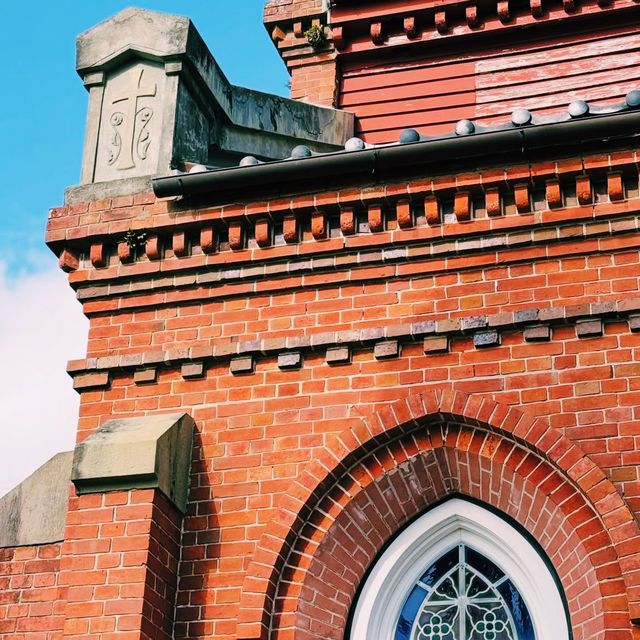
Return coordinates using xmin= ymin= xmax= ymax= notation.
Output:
xmin=188 ymin=164 xmax=208 ymax=173
xmin=291 ymin=145 xmax=313 ymax=158
xmin=511 ymin=108 xmax=532 ymax=126
xmin=568 ymin=100 xmax=589 ymax=118
xmin=455 ymin=119 xmax=475 ymax=135
xmin=345 ymin=137 xmax=366 ymax=151
xmin=239 ymin=155 xmax=260 ymax=167
xmin=399 ymin=128 xmax=421 ymax=143
xmin=626 ymin=89 xmax=640 ymax=108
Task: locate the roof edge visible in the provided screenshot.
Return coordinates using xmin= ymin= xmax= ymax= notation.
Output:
xmin=152 ymin=110 xmax=640 ymax=200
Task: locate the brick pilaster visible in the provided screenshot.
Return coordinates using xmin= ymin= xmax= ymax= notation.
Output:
xmin=60 ymin=489 xmax=182 ymax=640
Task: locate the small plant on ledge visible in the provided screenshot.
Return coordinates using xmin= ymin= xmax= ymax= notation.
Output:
xmin=124 ymin=229 xmax=148 ymax=253
xmin=304 ymin=24 xmax=326 ymax=48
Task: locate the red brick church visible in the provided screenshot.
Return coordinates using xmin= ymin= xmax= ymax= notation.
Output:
xmin=2 ymin=0 xmax=640 ymax=638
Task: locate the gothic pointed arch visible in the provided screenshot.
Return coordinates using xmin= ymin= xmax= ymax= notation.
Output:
xmin=236 ymin=389 xmax=640 ymax=640
xmin=350 ymin=497 xmax=568 ymax=640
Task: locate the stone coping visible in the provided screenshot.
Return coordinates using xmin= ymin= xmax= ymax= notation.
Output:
xmin=0 ymin=452 xmax=73 ymax=547
xmin=72 ymin=413 xmax=195 ymax=514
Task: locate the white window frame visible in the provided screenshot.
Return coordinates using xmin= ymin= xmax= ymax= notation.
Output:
xmin=349 ymin=498 xmax=569 ymax=640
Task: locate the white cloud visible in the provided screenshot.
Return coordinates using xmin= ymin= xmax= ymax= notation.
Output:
xmin=0 ymin=261 xmax=88 ymax=496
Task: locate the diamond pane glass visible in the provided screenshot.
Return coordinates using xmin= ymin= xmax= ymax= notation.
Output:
xmin=395 ymin=545 xmax=535 ymax=640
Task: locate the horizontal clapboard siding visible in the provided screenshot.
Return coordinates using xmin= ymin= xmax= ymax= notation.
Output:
xmin=340 ymin=27 xmax=640 ymax=143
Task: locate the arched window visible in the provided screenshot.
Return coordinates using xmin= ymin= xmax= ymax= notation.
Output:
xmin=349 ymin=498 xmax=569 ymax=640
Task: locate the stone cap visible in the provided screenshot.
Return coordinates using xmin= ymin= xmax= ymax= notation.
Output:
xmin=72 ymin=412 xmax=195 ymax=514
xmin=77 ymin=8 xmax=193 ymax=74
xmin=0 ymin=451 xmax=73 ymax=547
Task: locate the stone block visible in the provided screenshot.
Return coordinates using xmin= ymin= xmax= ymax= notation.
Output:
xmin=0 ymin=452 xmax=73 ymax=547
xmin=424 ymin=336 xmax=449 ymax=353
xmin=134 ymin=368 xmax=158 ymax=384
xmin=286 ymin=335 xmax=311 ymax=349
xmin=182 ymin=362 xmax=205 ymax=379
xmin=564 ymin=304 xmax=590 ymax=319
xmin=576 ymin=319 xmax=603 ymax=338
xmin=617 ymin=298 xmax=640 ymax=313
xmin=73 ymin=371 xmax=110 ymax=390
xmin=374 ymin=340 xmax=400 ymax=359
xmin=121 ymin=353 xmax=144 ymax=368
xmin=360 ymin=327 xmax=385 ymax=343
xmin=461 ymin=316 xmax=488 ymax=331
xmin=488 ymin=312 xmax=514 ymax=327
xmin=538 ymin=307 xmax=564 ymax=322
xmin=230 ymin=355 xmax=254 ymax=374
xmin=473 ymin=330 xmax=500 ymax=348
xmin=238 ymin=340 xmax=260 ymax=354
xmin=311 ymin=332 xmax=335 ymax=347
xmin=590 ymin=301 xmax=616 ymax=316
xmin=524 ymin=325 xmax=551 ymax=342
xmin=436 ymin=318 xmax=461 ymax=333
xmin=411 ymin=320 xmax=436 ymax=337
xmin=514 ymin=308 xmax=539 ymax=323
xmin=629 ymin=314 xmax=640 ymax=332
xmin=326 ymin=346 xmax=350 ymax=364
xmin=278 ymin=352 xmax=302 ymax=369
xmin=261 ymin=337 xmax=287 ymax=354
xmin=336 ymin=330 xmax=359 ymax=344
xmin=72 ymin=413 xmax=195 ymax=514
xmin=386 ymin=324 xmax=412 ymax=339
xmin=143 ymin=350 xmax=165 ymax=365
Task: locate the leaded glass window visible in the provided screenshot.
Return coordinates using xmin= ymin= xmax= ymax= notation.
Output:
xmin=395 ymin=545 xmax=534 ymax=640
xmin=349 ymin=499 xmax=568 ymax=640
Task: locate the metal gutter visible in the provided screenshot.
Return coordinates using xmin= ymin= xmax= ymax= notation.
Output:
xmin=152 ymin=110 xmax=640 ymax=200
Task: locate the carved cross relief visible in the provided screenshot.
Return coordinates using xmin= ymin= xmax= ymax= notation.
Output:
xmin=93 ymin=62 xmax=165 ymax=182
xmin=108 ymin=69 xmax=157 ymax=170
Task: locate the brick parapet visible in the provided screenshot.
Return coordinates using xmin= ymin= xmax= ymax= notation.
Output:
xmin=263 ymin=0 xmax=337 ymax=105
xmin=328 ymin=0 xmax=640 ymax=54
xmin=46 ymin=151 xmax=640 ymax=289
xmin=47 ymin=152 xmax=639 ymax=239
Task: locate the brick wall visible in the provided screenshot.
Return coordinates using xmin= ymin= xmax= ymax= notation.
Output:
xmin=0 ymin=544 xmax=65 ymax=639
xmin=60 ymin=489 xmax=182 ymax=640
xmin=40 ymin=139 xmax=640 ymax=638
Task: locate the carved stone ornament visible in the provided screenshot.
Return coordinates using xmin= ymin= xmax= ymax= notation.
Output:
xmin=94 ymin=62 xmax=165 ymax=182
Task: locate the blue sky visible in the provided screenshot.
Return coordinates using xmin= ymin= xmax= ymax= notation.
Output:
xmin=0 ymin=2 xmax=290 ymax=495
xmin=2 ymin=1 xmax=289 ymax=276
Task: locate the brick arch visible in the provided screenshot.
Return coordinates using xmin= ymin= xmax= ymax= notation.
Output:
xmin=237 ymin=389 xmax=640 ymax=639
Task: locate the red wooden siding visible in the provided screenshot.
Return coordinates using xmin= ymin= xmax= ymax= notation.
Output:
xmin=340 ymin=27 xmax=640 ymax=143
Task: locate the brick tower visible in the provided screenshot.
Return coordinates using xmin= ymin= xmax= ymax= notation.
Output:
xmin=2 ymin=2 xmax=640 ymax=639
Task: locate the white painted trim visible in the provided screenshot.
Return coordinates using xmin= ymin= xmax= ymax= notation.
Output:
xmin=349 ymin=498 xmax=568 ymax=640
